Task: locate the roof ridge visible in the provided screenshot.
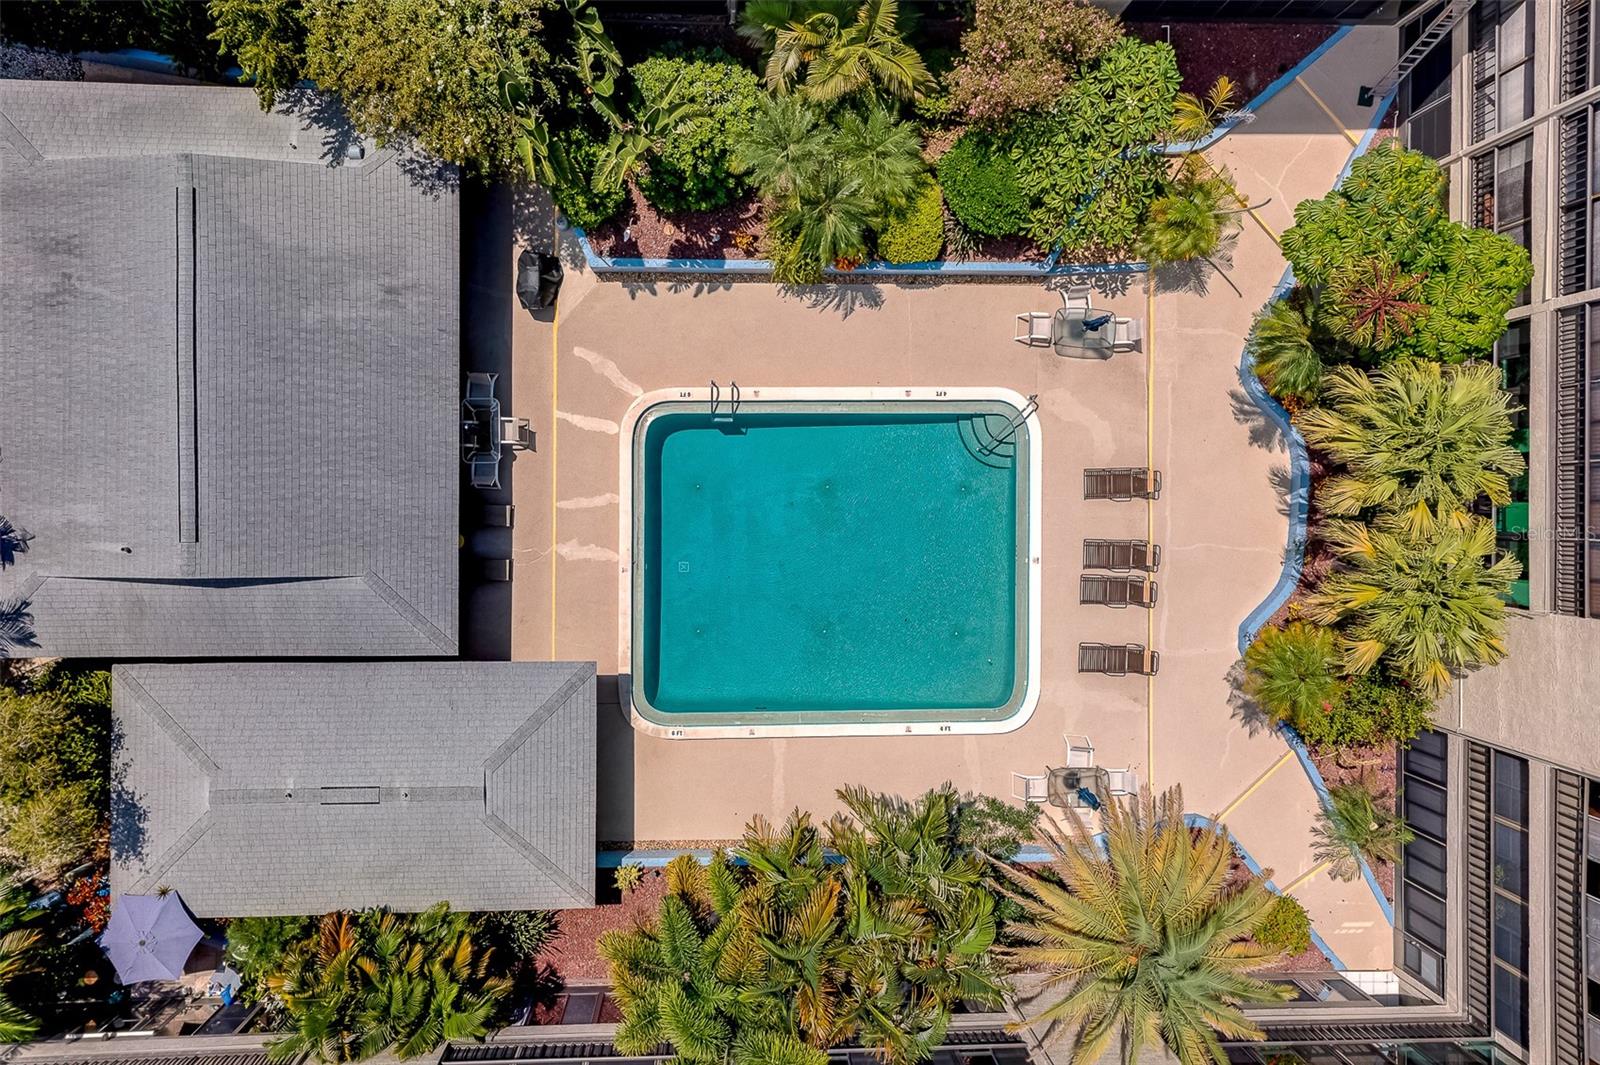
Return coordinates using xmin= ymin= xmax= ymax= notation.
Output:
xmin=481 ymin=662 xmax=597 ymax=776
xmin=0 ymin=107 xmax=42 ymax=163
xmin=126 ymin=810 xmax=214 ymax=896
xmin=362 ymin=570 xmax=457 ymax=655
xmin=113 ymin=666 xmax=221 ymax=776
xmin=480 ymin=810 xmax=590 ymax=903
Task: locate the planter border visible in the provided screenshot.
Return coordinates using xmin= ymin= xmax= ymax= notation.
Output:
xmin=1234 ymin=85 xmax=1398 ymax=934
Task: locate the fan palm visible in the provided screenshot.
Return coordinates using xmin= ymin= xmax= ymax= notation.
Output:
xmin=0 ymin=875 xmax=40 ymax=1045
xmin=745 ymin=0 xmax=931 ymax=102
xmin=1246 ymin=298 xmax=1323 ymax=403
xmin=992 ymin=786 xmax=1293 ymax=1065
xmin=1302 ymin=515 xmax=1520 ymax=695
xmin=833 ymin=103 xmax=924 ymax=215
xmin=1297 ymin=360 xmax=1525 ymax=535
xmin=1312 ymin=780 xmax=1414 ymax=882
xmin=1241 ymin=622 xmax=1344 ymax=725
xmin=731 ymin=95 xmax=831 ymax=201
xmin=773 ymin=163 xmax=872 ymax=267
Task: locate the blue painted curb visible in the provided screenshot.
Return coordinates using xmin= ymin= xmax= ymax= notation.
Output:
xmin=1233 ymin=84 xmax=1399 ymax=936
xmin=1186 ymin=814 xmax=1347 ymax=970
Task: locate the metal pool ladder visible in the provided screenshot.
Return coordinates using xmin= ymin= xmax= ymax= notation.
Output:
xmin=978 ymin=393 xmax=1038 ymax=457
xmin=710 ymin=380 xmax=741 ymax=425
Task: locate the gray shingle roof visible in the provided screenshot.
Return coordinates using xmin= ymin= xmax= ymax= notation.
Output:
xmin=0 ymin=82 xmax=458 ymax=658
xmin=110 ymin=662 xmax=597 ymax=916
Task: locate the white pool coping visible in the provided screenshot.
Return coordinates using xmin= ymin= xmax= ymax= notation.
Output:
xmin=616 ymin=386 xmax=1043 ymax=739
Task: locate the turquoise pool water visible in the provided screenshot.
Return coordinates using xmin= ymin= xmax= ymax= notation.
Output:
xmin=634 ymin=403 xmax=1029 ymax=724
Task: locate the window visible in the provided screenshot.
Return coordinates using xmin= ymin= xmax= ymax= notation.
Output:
xmin=1472 ymin=0 xmax=1535 ymax=142
xmin=1488 ymin=750 xmax=1530 ymax=1047
xmin=1493 ymin=320 xmax=1531 ymax=607
xmin=1556 ymin=306 xmax=1593 ymax=616
xmin=1472 ymin=136 xmax=1534 ymax=305
xmin=1401 ymin=3 xmax=1454 ymax=158
xmin=1563 ymin=0 xmax=1598 ymax=100
xmin=1400 ymin=730 xmax=1451 ymax=995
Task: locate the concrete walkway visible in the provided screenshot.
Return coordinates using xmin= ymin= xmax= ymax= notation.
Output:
xmin=485 ymin=24 xmax=1399 ymax=970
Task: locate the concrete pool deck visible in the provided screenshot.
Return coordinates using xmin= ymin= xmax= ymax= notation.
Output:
xmin=477 ymin=24 xmax=1400 ymax=971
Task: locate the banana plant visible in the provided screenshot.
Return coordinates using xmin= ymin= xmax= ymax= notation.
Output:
xmin=566 ymin=0 xmax=622 ymax=100
xmin=497 ymin=60 xmax=568 ymax=188
xmin=595 ymin=70 xmax=708 ymax=189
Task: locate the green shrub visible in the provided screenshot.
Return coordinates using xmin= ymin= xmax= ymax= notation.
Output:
xmin=633 ymin=49 xmax=762 ymax=214
xmin=224 ymin=915 xmax=313 ymax=1002
xmin=0 ymin=668 xmax=110 ymax=876
xmin=1006 ymin=37 xmax=1179 ymax=253
xmin=765 ymin=222 xmax=825 ymax=285
xmin=953 ymin=790 xmax=1041 ymax=858
xmin=478 ymin=910 xmax=558 ymax=964
xmin=1256 ymin=895 xmax=1312 ymax=955
xmin=876 ymin=179 xmax=946 ymax=263
xmin=948 ymin=0 xmax=1122 ymax=126
xmin=1334 ymin=674 xmax=1435 ymax=746
xmin=937 ymin=132 xmax=1028 ymax=237
xmin=551 ymin=127 xmax=627 ymax=230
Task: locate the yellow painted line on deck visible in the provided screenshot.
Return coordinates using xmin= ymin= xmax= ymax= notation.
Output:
xmin=550 ymin=231 xmax=561 ymax=660
xmin=1213 ymin=748 xmax=1296 ymax=824
xmin=1145 ymin=274 xmax=1156 ymax=788
xmin=1279 ymin=859 xmax=1333 ymax=896
xmin=1295 ymin=75 xmax=1360 ymax=147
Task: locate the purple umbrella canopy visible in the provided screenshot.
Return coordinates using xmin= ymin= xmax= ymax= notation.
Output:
xmin=99 ymin=893 xmax=204 ymax=984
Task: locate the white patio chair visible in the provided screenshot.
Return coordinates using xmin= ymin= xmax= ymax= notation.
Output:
xmin=1011 ymin=772 xmax=1048 ymax=803
xmin=1104 ymin=767 xmax=1138 ymax=796
xmin=1014 ymin=312 xmax=1053 ymax=346
xmin=1110 ymin=316 xmax=1143 ymax=352
xmin=1059 ymin=284 xmax=1092 ymax=311
xmin=1064 ymin=734 xmax=1095 ymax=768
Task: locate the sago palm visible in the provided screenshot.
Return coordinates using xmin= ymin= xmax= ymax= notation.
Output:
xmin=1302 ymin=516 xmax=1520 ymax=695
xmin=1312 ymin=780 xmax=1414 ymax=882
xmin=1246 ymin=299 xmax=1323 ymax=403
xmin=993 ymin=786 xmax=1293 ymax=1065
xmin=1241 ymin=622 xmax=1344 ymax=725
xmin=731 ymin=95 xmax=831 ymax=201
xmin=1297 ymin=360 xmax=1525 ymax=535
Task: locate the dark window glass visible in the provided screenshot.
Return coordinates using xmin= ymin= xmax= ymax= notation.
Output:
xmin=1494 ymin=965 xmax=1529 ymax=1045
xmin=1405 ymin=732 xmax=1448 ymax=785
xmin=1405 ymin=882 xmax=1449 ymax=951
xmin=1404 ymin=939 xmax=1444 ymax=994
xmin=1493 ymin=823 xmax=1527 ymax=895
xmin=1405 ymin=779 xmax=1449 ymax=840
xmin=1404 ymin=834 xmax=1449 ymax=896
xmin=1587 ymin=858 xmax=1600 ymax=898
xmin=1492 ymin=894 xmax=1526 ymax=967
xmin=1493 ymin=751 xmax=1528 ymax=824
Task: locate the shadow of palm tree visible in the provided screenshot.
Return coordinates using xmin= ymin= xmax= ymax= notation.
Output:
xmin=0 ymin=516 xmax=33 ymax=569
xmin=1225 ymin=659 xmax=1275 ymax=738
xmin=1228 ymin=386 xmax=1287 ymax=452
xmin=782 ymin=283 xmax=885 ymax=318
xmin=0 ymin=597 xmax=38 ymax=658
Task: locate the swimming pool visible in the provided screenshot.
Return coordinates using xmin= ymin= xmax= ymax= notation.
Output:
xmin=620 ymin=388 xmax=1040 ymax=737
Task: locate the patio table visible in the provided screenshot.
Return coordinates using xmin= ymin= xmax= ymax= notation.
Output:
xmin=1053 ymin=307 xmax=1115 ymax=356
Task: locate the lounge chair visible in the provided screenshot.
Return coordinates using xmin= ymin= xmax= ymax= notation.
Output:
xmin=1059 ymin=284 xmax=1092 ymax=311
xmin=1080 ymin=574 xmax=1158 ymax=608
xmin=1011 ymin=772 xmax=1048 ymax=803
xmin=1110 ymin=316 xmax=1143 ymax=352
xmin=483 ymin=558 xmax=513 ymax=582
xmin=484 ymin=504 xmax=515 ymax=528
xmin=1014 ymin=312 xmax=1053 ymax=346
xmin=1104 ymin=768 xmax=1138 ymax=796
xmin=1064 ymin=734 xmax=1094 ymax=768
xmin=470 ymin=454 xmax=501 ymax=490
xmin=1083 ymin=538 xmax=1161 ymax=572
xmin=1083 ymin=467 xmax=1162 ymax=501
xmin=466 ymin=371 xmax=498 ymax=402
xmin=1078 ymin=642 xmax=1160 ymax=676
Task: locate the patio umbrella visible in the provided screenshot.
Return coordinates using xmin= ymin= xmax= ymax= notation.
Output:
xmin=99 ymin=893 xmax=203 ymax=984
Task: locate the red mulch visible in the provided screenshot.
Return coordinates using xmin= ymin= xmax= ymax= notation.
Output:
xmin=1309 ymin=744 xmax=1400 ymax=904
xmin=535 ymin=870 xmax=670 ymax=984
xmin=586 ymin=183 xmax=764 ymax=261
xmin=1127 ymin=21 xmax=1339 ymax=97
xmin=1224 ymin=845 xmax=1339 ymax=971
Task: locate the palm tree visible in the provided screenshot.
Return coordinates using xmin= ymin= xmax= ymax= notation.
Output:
xmin=1312 ymin=780 xmax=1414 ymax=882
xmin=1324 ymin=259 xmax=1429 ymax=351
xmin=1241 ymin=622 xmax=1344 ymax=726
xmin=1302 ymin=516 xmax=1520 ymax=695
xmin=992 ymin=786 xmax=1292 ymax=1065
xmin=744 ymin=0 xmax=931 ymax=102
xmin=832 ymin=102 xmax=923 ymax=216
xmin=731 ymin=95 xmax=831 ymax=201
xmin=773 ymin=162 xmax=872 ymax=268
xmin=1246 ymin=299 xmax=1323 ymax=404
xmin=1171 ymin=76 xmax=1239 ymax=143
xmin=1138 ymin=167 xmax=1242 ymax=265
xmin=0 ymin=875 xmax=40 ymax=1045
xmin=1297 ymin=360 xmax=1526 ymax=535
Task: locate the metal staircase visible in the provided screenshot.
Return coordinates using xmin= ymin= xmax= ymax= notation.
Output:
xmin=1359 ymin=0 xmax=1475 ymax=107
xmin=977 ymin=394 xmax=1038 ymax=457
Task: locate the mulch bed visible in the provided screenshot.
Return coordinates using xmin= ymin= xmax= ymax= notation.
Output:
xmin=535 ymin=870 xmax=670 ymax=984
xmin=1126 ymin=21 xmax=1339 ymax=98
xmin=1309 ymin=743 xmax=1400 ymax=904
xmin=586 ymin=184 xmax=764 ymax=261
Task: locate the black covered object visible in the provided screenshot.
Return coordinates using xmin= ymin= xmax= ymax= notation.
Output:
xmin=517 ymin=249 xmax=563 ymax=311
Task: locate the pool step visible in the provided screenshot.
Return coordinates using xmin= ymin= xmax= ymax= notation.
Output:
xmin=957 ymin=415 xmax=1016 ymax=470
